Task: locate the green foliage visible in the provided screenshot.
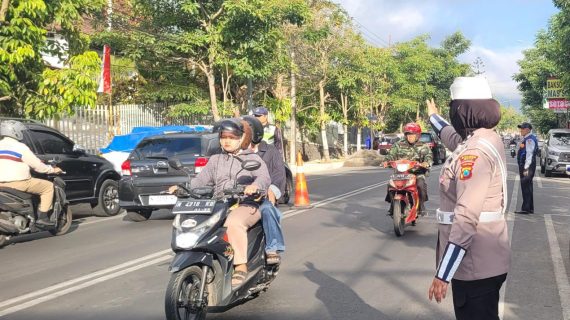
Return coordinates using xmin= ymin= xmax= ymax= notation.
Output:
xmin=497 ymin=106 xmax=526 ymax=133
xmin=0 ymin=0 xmax=104 ymax=119
xmin=526 ymin=108 xmax=558 ymax=134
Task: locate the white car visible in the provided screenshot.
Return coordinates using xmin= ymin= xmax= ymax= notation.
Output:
xmin=540 ymin=129 xmax=570 ymax=177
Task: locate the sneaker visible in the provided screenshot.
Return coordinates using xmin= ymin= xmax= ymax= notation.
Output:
xmin=35 ymin=214 xmax=55 ymax=227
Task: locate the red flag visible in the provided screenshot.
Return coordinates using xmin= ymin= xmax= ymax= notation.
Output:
xmin=97 ymin=44 xmax=112 ymax=94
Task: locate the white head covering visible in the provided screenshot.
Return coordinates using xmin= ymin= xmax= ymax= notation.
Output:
xmin=450 ymin=76 xmax=493 ymax=100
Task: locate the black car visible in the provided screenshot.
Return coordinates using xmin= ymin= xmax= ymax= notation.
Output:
xmin=420 ymin=132 xmax=447 ymax=165
xmin=119 ymin=132 xmax=220 ymax=221
xmin=0 ymin=118 xmax=122 ymax=216
xmin=119 ymin=132 xmax=294 ymax=222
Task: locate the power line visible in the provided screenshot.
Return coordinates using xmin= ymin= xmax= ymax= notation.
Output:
xmin=352 ymin=19 xmax=390 ymax=47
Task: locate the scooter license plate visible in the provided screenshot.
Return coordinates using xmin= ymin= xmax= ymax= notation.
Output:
xmin=172 ymin=200 xmax=216 ymax=215
xmin=391 ymin=173 xmax=409 ymax=180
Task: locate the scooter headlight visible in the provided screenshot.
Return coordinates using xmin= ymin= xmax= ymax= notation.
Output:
xmin=174 ymin=211 xmax=222 ymax=249
xmin=396 ymin=164 xmax=410 ymax=172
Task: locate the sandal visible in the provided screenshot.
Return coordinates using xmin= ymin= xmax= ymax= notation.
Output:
xmin=266 ymin=253 xmax=281 ymax=265
xmin=231 ymin=270 xmax=247 ymax=287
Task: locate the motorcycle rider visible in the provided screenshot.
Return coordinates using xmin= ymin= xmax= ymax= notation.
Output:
xmin=253 ymin=106 xmax=284 ymax=158
xmin=170 ymin=119 xmax=270 ymax=287
xmin=0 ymin=120 xmax=62 ymax=226
xmin=384 ymin=123 xmax=433 ymax=215
xmin=242 ymin=115 xmax=286 ymax=265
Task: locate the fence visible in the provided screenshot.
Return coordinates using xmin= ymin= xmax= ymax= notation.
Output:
xmin=44 ymin=103 xmax=213 ymax=154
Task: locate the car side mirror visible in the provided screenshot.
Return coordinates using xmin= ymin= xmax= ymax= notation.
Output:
xmin=168 ymin=158 xmax=184 ymax=170
xmin=73 ymin=144 xmax=86 ymax=154
xmin=241 ymin=160 xmax=261 ymax=171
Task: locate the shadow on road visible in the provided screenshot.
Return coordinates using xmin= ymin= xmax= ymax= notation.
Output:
xmin=303 ymin=262 xmax=391 ymax=320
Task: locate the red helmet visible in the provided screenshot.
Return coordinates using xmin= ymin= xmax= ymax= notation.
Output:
xmin=403 ymin=122 xmax=421 ymax=135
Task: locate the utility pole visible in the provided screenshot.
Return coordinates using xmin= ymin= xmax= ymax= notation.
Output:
xmin=247 ymin=78 xmax=253 ymax=114
xmin=289 ymin=50 xmax=297 ymax=167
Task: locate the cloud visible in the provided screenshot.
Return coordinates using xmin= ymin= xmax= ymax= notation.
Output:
xmin=460 ymin=45 xmax=529 ymax=106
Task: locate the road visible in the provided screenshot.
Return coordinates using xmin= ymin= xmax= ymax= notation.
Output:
xmin=0 ymin=152 xmax=568 ymax=320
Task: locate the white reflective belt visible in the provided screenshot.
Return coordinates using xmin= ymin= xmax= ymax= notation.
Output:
xmin=478 ymin=138 xmax=508 ymax=215
xmin=436 ymin=209 xmax=504 ymax=225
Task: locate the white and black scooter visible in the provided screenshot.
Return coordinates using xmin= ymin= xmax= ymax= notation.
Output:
xmin=0 ymin=162 xmax=72 ymax=248
xmin=164 ymin=159 xmax=278 ymax=320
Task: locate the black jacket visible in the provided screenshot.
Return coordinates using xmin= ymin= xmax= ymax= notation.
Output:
xmin=257 ymin=141 xmax=286 ymax=196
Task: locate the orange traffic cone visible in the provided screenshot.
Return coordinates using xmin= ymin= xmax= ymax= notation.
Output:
xmin=294 ymin=151 xmax=312 ymax=208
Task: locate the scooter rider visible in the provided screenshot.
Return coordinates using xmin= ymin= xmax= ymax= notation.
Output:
xmin=384 ymin=122 xmax=433 ymax=215
xmin=242 ymin=115 xmax=286 ymax=265
xmin=0 ymin=120 xmax=63 ymax=226
xmin=170 ymin=119 xmax=271 ymax=287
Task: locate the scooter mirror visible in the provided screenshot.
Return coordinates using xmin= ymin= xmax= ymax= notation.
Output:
xmin=168 ymin=158 xmax=184 ymax=170
xmin=241 ymin=160 xmax=261 ymax=171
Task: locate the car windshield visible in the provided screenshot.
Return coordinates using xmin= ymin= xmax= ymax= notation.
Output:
xmin=550 ymin=133 xmax=570 ymax=146
xmin=420 ymin=133 xmax=433 ymax=143
xmin=135 ymin=137 xmax=202 ymax=158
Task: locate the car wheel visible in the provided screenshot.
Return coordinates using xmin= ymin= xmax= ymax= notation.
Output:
xmin=280 ymin=174 xmax=293 ymax=205
xmin=545 ymin=168 xmax=553 ymax=177
xmin=94 ymin=179 xmax=121 ymax=217
xmin=127 ymin=210 xmax=152 ymax=222
xmin=541 ymin=161 xmax=546 ymax=174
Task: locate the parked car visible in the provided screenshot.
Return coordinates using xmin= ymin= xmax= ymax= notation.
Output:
xmin=374 ymin=134 xmax=401 ymax=155
xmin=540 ymin=129 xmax=570 ymax=177
xmin=0 ymin=118 xmax=122 ymax=216
xmin=420 ymin=132 xmax=447 ymax=165
xmin=119 ymin=132 xmax=294 ymax=222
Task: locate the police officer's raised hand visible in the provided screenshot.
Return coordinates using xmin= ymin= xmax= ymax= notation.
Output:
xmin=428 ymin=277 xmax=449 ymax=303
xmin=426 ymin=98 xmax=439 ymax=117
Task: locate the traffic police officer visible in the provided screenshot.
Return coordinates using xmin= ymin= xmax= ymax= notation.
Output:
xmin=253 ymin=106 xmax=284 ymax=158
xmin=516 ymin=122 xmax=537 ymax=214
xmin=426 ymin=77 xmax=511 ymax=320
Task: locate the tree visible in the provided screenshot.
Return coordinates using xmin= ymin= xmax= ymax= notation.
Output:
xmin=106 ymin=0 xmax=307 ymax=121
xmin=496 ymin=105 xmax=525 ymax=133
xmin=0 ymin=0 xmax=104 ymax=119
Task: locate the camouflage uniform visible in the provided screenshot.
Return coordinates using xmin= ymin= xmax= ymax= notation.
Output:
xmin=385 ymin=140 xmax=433 ymax=211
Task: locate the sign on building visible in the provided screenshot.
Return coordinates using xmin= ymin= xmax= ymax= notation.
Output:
xmin=545 ymin=78 xmax=568 ymax=113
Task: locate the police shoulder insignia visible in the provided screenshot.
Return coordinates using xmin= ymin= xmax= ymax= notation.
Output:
xmin=459 ymin=155 xmax=478 ymax=180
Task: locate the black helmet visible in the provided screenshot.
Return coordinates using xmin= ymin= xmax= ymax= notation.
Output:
xmin=242 ymin=115 xmax=263 ymax=144
xmin=214 ymin=119 xmax=244 ymax=137
xmin=0 ymin=120 xmax=27 ymax=141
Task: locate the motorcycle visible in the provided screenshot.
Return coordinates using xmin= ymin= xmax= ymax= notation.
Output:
xmin=510 ymin=143 xmax=516 ymax=158
xmin=385 ymin=159 xmax=426 ymax=237
xmin=164 ymin=158 xmax=278 ymax=320
xmin=0 ymin=163 xmax=72 ymax=248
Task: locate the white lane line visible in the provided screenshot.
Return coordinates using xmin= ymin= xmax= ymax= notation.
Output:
xmin=0 ymin=255 xmax=172 ymax=318
xmin=282 ymin=181 xmax=388 ymax=219
xmin=77 ymin=212 xmax=126 ymax=226
xmin=0 ymin=177 xmax=391 ymax=316
xmin=0 ymin=249 xmax=172 ymax=311
xmin=537 ymin=175 xmax=543 ymax=189
xmin=499 ymin=173 xmax=519 ymax=319
xmin=544 ymin=215 xmax=570 ymax=320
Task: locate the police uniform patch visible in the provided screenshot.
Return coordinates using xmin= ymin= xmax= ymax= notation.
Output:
xmin=459 ymin=155 xmax=478 ymax=180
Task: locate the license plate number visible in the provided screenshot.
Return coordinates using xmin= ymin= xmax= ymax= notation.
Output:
xmin=172 ymin=200 xmax=216 ymax=214
xmin=148 ymin=195 xmax=178 ymax=205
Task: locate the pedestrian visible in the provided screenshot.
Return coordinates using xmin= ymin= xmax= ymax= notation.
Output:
xmin=426 ymin=76 xmax=511 ymax=320
xmin=253 ymin=106 xmax=284 ymax=158
xmin=516 ymin=122 xmax=538 ymax=214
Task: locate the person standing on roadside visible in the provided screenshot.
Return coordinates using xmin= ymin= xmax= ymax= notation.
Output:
xmin=516 ymin=122 xmax=538 ymax=214
xmin=426 ymin=77 xmax=511 ymax=320
xmin=253 ymin=106 xmax=284 ymax=158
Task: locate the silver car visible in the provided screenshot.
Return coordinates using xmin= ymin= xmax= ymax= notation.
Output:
xmin=540 ymin=129 xmax=570 ymax=177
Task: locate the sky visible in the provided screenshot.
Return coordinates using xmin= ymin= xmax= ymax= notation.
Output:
xmin=334 ymin=0 xmax=560 ymax=108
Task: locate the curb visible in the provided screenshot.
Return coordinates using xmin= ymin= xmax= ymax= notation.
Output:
xmin=290 ymin=161 xmax=345 ymax=174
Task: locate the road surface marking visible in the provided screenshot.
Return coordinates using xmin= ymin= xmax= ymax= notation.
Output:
xmin=0 ymin=249 xmax=172 ymax=315
xmin=537 ymin=176 xmax=543 ymax=188
xmin=499 ymin=173 xmax=519 ymax=319
xmin=0 ymin=176 xmax=389 ymax=316
xmin=77 ymin=212 xmax=126 ymax=226
xmin=0 ymin=255 xmax=171 ymax=317
xmin=544 ymin=215 xmax=570 ymax=320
